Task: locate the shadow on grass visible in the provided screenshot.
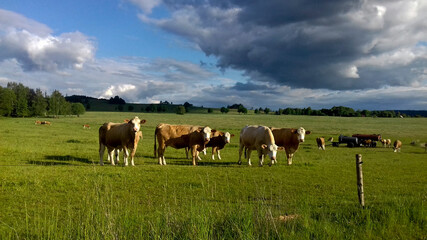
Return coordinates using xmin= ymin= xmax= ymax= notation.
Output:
xmin=27 ymin=155 xmax=94 ymax=165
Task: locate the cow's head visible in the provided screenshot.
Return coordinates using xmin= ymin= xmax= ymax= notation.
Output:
xmin=261 ymin=143 xmax=279 ymax=161
xmin=292 ymin=127 xmax=311 ymax=143
xmin=202 ymin=126 xmax=215 ymax=142
xmin=223 ymin=132 xmax=235 ymax=143
xmin=128 ymin=117 xmax=146 ymax=132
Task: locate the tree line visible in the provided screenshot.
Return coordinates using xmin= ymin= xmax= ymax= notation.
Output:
xmin=0 ymin=82 xmax=86 ymax=117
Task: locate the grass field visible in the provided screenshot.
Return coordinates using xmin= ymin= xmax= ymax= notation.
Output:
xmin=0 ymin=112 xmax=426 ymax=239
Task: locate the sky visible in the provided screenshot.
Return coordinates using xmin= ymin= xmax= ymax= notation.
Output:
xmin=0 ymin=0 xmax=426 ymax=110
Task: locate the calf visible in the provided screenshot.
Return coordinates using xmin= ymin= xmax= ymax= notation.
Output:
xmin=83 ymin=124 xmax=90 ymax=129
xmin=386 ymin=139 xmax=391 ymax=148
xmin=238 ymin=125 xmax=279 ymax=166
xmin=316 ymin=137 xmax=325 ymax=150
xmin=154 ymin=124 xmax=214 ymax=165
xmin=271 ymin=127 xmax=311 ymax=165
xmin=99 ymin=117 xmax=146 ymax=166
xmin=203 ymin=131 xmax=234 ymax=160
xmin=393 ymin=140 xmax=402 ymax=153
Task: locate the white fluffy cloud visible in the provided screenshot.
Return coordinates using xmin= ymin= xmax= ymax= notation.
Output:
xmin=0 ymin=9 xmax=95 ymax=72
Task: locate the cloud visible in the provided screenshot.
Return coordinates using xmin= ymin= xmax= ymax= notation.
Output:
xmin=133 ymin=0 xmax=427 ymax=90
xmin=0 ymin=9 xmax=95 ymax=72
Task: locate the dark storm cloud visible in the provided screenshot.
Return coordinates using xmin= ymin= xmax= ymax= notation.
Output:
xmin=138 ymin=0 xmax=427 ymax=90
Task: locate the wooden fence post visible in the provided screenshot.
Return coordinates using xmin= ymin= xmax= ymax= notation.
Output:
xmin=356 ymin=154 xmax=365 ymax=208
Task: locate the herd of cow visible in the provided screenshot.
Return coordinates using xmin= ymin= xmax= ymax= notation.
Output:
xmin=97 ymin=116 xmax=313 ymax=167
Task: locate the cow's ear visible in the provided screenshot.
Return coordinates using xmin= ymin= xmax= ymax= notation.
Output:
xmin=230 ymin=134 xmax=235 ymax=137
xmin=261 ymin=144 xmax=268 ymax=149
xmin=141 ymin=119 xmax=147 ymax=124
xmin=306 ymin=131 xmax=311 ymax=135
xmin=291 ymin=129 xmax=298 ymax=134
xmin=211 ymin=129 xmax=217 ymax=133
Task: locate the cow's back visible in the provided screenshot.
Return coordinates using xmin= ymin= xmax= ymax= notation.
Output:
xmin=156 ymin=124 xmax=201 ymax=148
xmin=271 ymin=128 xmax=295 ymax=147
xmin=240 ymin=125 xmax=272 ymax=148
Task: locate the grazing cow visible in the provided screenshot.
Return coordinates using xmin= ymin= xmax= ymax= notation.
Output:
xmin=393 ymin=140 xmax=402 ymax=153
xmin=238 ymin=125 xmax=279 ymax=166
xmin=154 ymin=124 xmax=215 ymax=165
xmin=386 ymin=139 xmax=391 ymax=148
xmin=99 ymin=117 xmax=146 ymax=166
xmin=316 ymin=137 xmax=325 ymax=150
xmin=380 ymin=139 xmax=387 ymax=147
xmin=83 ymin=124 xmax=90 ymax=129
xmin=270 ymin=127 xmax=311 ymax=165
xmin=327 ymin=137 xmax=333 ymax=142
xmin=203 ymin=131 xmax=235 ymax=160
xmin=35 ymin=120 xmax=41 ymax=125
xmin=363 ymin=139 xmax=372 ymax=147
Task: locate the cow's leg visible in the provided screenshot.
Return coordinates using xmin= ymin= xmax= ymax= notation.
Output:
xmin=212 ymin=147 xmax=217 ymax=160
xmin=238 ymin=144 xmax=244 ymax=165
xmin=191 ymin=146 xmax=197 ymax=166
xmin=287 ymin=152 xmax=294 ymax=165
xmin=258 ymin=151 xmax=264 ymax=167
xmin=185 ymin=147 xmax=189 ymax=159
xmin=247 ymin=149 xmax=252 ymax=166
xmin=158 ymin=144 xmax=166 ymax=165
xmin=114 ymin=149 xmax=120 ymax=164
xmin=217 ymin=149 xmax=222 ymax=160
xmin=123 ymin=147 xmax=129 ymax=166
xmin=99 ymin=144 xmax=105 ymax=166
xmin=130 ymin=148 xmax=136 ymax=166
xmin=107 ymin=148 xmax=115 ymax=166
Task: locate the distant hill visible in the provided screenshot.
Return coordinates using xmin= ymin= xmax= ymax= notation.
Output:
xmin=394 ymin=110 xmax=427 ymax=117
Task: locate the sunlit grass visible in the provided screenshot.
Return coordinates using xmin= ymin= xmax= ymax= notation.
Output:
xmin=0 ymin=112 xmax=426 ymax=239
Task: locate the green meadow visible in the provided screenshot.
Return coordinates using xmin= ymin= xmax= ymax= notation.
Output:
xmin=0 ymin=112 xmax=426 ymax=239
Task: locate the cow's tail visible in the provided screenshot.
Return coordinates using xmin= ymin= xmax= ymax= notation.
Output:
xmin=154 ymin=127 xmax=158 ymax=158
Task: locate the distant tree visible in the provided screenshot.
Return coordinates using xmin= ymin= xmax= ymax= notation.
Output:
xmin=71 ymin=103 xmax=86 ymax=117
xmin=9 ymin=82 xmax=29 ymax=117
xmin=0 ymin=87 xmax=16 ymax=116
xmin=220 ymin=107 xmax=229 ymax=114
xmin=49 ymin=90 xmax=64 ymax=117
xmin=109 ymin=96 xmax=126 ymax=104
xmin=277 ymin=108 xmax=284 ymax=115
xmin=264 ymin=108 xmax=270 ymax=114
xmin=238 ymin=105 xmax=248 ymax=114
xmin=176 ymin=105 xmax=186 ymax=115
xmin=208 ymin=108 xmax=213 ymax=113
xmin=118 ymin=104 xmax=124 ymax=112
xmin=254 ymin=109 xmax=259 ymax=114
xmin=128 ymin=105 xmax=134 ymax=111
xmin=146 ymin=104 xmax=157 ymax=112
xmin=32 ymin=89 xmax=48 ymax=116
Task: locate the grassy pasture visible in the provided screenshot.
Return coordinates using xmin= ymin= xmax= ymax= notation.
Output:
xmin=0 ymin=112 xmax=426 ymax=239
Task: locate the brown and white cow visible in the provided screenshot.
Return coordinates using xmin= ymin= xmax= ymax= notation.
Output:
xmin=238 ymin=125 xmax=279 ymax=166
xmin=316 ymin=137 xmax=325 ymax=150
xmin=107 ymin=131 xmax=143 ymax=164
xmin=202 ymin=131 xmax=235 ymax=160
xmin=386 ymin=139 xmax=391 ymax=148
xmin=35 ymin=120 xmax=41 ymax=125
xmin=393 ymin=140 xmax=402 ymax=153
xmin=99 ymin=117 xmax=146 ymax=166
xmin=270 ymin=127 xmax=311 ymax=165
xmin=154 ymin=124 xmax=215 ymax=165
xmin=41 ymin=121 xmax=51 ymax=125
xmin=83 ymin=124 xmax=90 ymax=129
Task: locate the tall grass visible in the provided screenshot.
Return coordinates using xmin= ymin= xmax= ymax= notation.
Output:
xmin=0 ymin=112 xmax=426 ymax=239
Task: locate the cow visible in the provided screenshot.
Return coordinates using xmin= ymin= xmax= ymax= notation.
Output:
xmin=83 ymin=124 xmax=90 ymax=129
xmin=327 ymin=137 xmax=334 ymax=142
xmin=270 ymin=127 xmax=311 ymax=165
xmin=41 ymin=121 xmax=51 ymax=125
xmin=124 ymin=119 xmax=130 ymax=123
xmin=35 ymin=120 xmax=41 ymax=125
xmin=386 ymin=139 xmax=391 ymax=148
xmin=316 ymin=137 xmax=325 ymax=150
xmin=154 ymin=124 xmax=215 ymax=166
xmin=107 ymin=131 xmax=143 ymax=164
xmin=202 ymin=131 xmax=235 ymax=160
xmin=363 ymin=139 xmax=372 ymax=147
xmin=238 ymin=125 xmax=279 ymax=167
xmin=393 ymin=140 xmax=402 ymax=153
xmin=99 ymin=117 xmax=146 ymax=166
